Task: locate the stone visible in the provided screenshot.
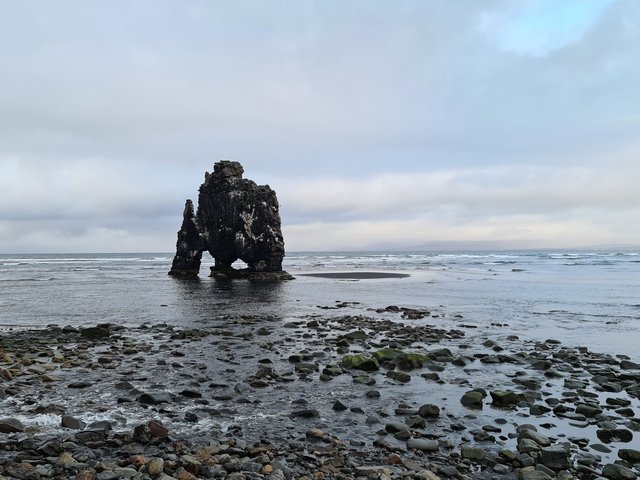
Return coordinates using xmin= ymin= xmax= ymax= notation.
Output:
xmin=385 ymin=422 xmax=410 ymax=433
xmin=519 ymin=468 xmax=553 ymax=480
xmin=68 ymin=381 xmax=94 ymax=389
xmin=530 ymin=404 xmax=552 ymax=415
xmin=460 ymin=390 xmax=486 ymax=409
xmin=490 ymin=390 xmax=523 ymax=407
xmin=169 ymin=161 xmax=291 ymax=279
xmin=618 ymin=448 xmax=640 ymax=463
xmin=407 ymin=438 xmax=439 ymax=452
xmin=114 ymin=468 xmax=138 ymax=478
xmin=540 ymin=445 xmax=571 ymax=470
xmin=519 ymin=429 xmax=551 ymax=446
xmin=340 ymin=354 xmax=380 ymax=371
xmin=75 ymin=429 xmax=107 ymax=443
xmin=138 ymin=391 xmax=172 ymax=405
xmin=289 ymin=409 xmax=319 ymax=419
xmin=575 ymin=403 xmax=603 ymax=417
xmin=353 ymin=375 xmax=376 ymax=385
xmin=621 ymin=360 xmax=640 ymax=370
xmin=602 ymin=464 xmax=638 ymax=480
xmin=386 ymin=370 xmax=411 ymax=383
xmin=373 ymin=348 xmax=406 ymax=363
xmin=597 ymin=428 xmax=633 ymax=443
xmin=356 ymin=466 xmax=392 ymax=479
xmin=61 ymin=415 xmax=86 ymax=430
xmin=148 ymin=420 xmax=169 ymax=438
xmin=439 ymin=466 xmax=458 ymax=477
xmin=461 ymin=446 xmax=486 ymax=460
xmin=397 ymin=353 xmax=429 ymax=371
xmin=80 ymin=326 xmax=111 ymax=340
xmin=58 ymin=452 xmax=78 ymax=466
xmin=0 ymin=417 xmax=24 ymax=433
xmin=333 ymin=400 xmax=348 ymax=411
xmin=147 ymin=458 xmax=165 ymax=476
xmin=418 ymin=404 xmax=440 ymax=418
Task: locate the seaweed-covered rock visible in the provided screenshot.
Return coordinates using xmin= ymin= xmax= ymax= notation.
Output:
xmin=340 ymin=354 xmax=380 ymax=372
xmin=372 ymin=349 xmax=428 ymax=370
xmin=169 ymin=161 xmax=291 ymax=279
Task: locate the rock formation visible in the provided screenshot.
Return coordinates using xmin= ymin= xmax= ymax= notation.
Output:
xmin=168 ymin=199 xmax=203 ymax=276
xmin=169 ymin=161 xmax=292 ymax=280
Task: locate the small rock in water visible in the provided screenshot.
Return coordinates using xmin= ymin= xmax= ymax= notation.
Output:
xmin=418 ymin=404 xmax=440 ymax=418
xmin=61 ymin=415 xmax=86 ymax=430
xmin=386 ymin=370 xmax=411 ymax=383
xmin=333 ymin=400 xmax=348 ymax=411
xmin=148 ymin=420 xmax=169 ymax=438
xmin=137 ymin=391 xmax=172 ymax=405
xmin=289 ymin=409 xmax=319 ymax=419
xmin=519 ymin=429 xmax=551 ymax=447
xmin=366 ymin=390 xmax=381 ymax=399
xmin=68 ymin=381 xmax=94 ymax=389
xmin=460 ymin=390 xmax=486 ymax=409
xmin=597 ymin=428 xmax=633 ymax=443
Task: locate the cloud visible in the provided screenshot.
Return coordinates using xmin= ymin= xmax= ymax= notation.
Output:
xmin=279 ymin=157 xmax=640 ymax=222
xmin=0 ymin=1 xmax=639 ymax=252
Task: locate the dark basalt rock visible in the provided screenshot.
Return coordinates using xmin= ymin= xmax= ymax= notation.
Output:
xmin=169 ymin=161 xmax=292 ymax=279
xmin=168 ymin=199 xmax=203 ymax=276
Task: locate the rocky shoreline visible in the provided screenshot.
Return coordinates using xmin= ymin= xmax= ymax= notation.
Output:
xmin=0 ymin=302 xmax=638 ymax=480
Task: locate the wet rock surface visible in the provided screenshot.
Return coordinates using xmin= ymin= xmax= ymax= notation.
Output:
xmin=169 ymin=161 xmax=291 ymax=280
xmin=0 ymin=303 xmax=639 ymax=479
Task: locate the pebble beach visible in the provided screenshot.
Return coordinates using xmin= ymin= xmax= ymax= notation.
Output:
xmin=1 ymin=293 xmax=639 ymax=480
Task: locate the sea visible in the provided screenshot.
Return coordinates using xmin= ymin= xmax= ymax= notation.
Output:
xmin=0 ymin=249 xmax=638 ymax=358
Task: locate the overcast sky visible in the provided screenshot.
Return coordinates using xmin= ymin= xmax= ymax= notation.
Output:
xmin=1 ymin=0 xmax=639 ymax=253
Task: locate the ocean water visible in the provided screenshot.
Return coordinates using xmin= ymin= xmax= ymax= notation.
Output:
xmin=0 ymin=249 xmax=639 ymax=357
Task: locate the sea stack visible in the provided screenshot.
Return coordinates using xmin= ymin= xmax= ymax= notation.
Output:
xmin=169 ymin=161 xmax=292 ymax=280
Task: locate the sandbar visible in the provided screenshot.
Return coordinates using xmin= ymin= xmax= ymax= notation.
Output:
xmin=298 ymin=271 xmax=410 ymax=279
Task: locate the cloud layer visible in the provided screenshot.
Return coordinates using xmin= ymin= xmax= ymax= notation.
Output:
xmin=0 ymin=1 xmax=638 ymax=252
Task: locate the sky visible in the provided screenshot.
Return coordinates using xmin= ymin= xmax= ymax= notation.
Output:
xmin=1 ymin=0 xmax=639 ymax=253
